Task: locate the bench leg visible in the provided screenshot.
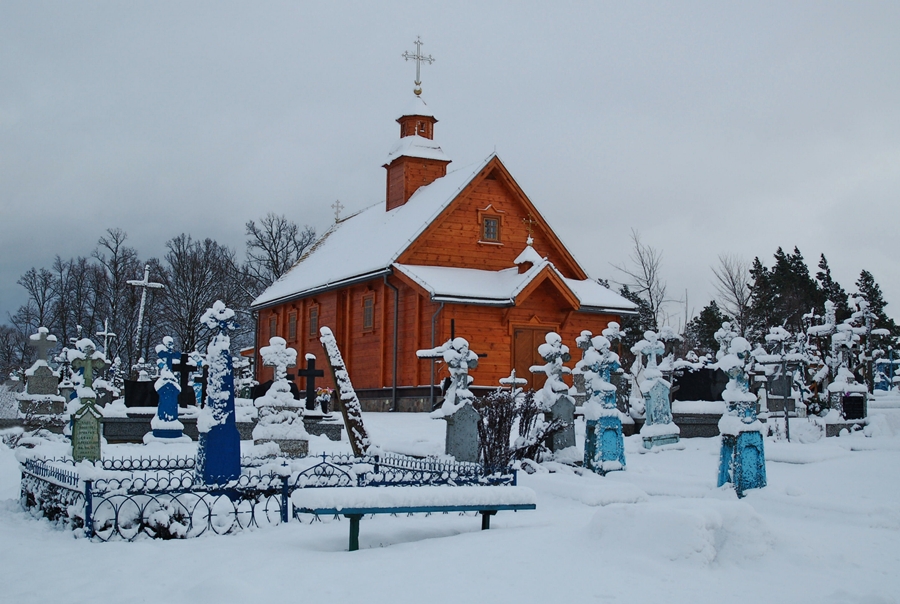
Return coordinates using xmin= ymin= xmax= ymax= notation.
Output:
xmin=481 ymin=510 xmax=496 ymax=530
xmin=346 ymin=514 xmax=363 ymax=551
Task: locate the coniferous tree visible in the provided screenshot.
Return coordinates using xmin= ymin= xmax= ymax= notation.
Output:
xmin=855 ymin=270 xmax=897 ymax=334
xmin=685 ymin=301 xmax=729 ymax=357
xmin=816 ymin=254 xmax=851 ymax=322
xmin=617 ymin=285 xmax=655 ymax=364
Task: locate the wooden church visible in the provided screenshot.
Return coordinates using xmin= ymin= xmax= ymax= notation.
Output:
xmin=250 ymin=93 xmax=637 ymax=411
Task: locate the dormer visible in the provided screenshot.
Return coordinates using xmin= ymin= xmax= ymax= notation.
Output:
xmin=383 ymin=96 xmax=451 ymax=211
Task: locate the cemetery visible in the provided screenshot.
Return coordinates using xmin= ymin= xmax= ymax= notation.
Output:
xmin=2 ymin=12 xmax=899 ymax=602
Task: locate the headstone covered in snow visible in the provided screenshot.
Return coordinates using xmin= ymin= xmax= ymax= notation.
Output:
xmin=572 ymin=330 xmax=594 ymax=406
xmin=419 ymin=337 xmax=481 ymax=462
xmin=17 ymin=327 xmax=65 ymax=417
xmin=530 ymin=332 xmax=575 ymax=454
xmin=70 ymin=339 xmax=108 ymax=462
xmin=632 ymin=331 xmax=679 ymax=449
xmin=253 ymin=337 xmax=308 ymax=457
xmin=715 ymin=336 xmax=766 ymax=497
xmin=320 ymin=326 xmax=371 ymax=457
xmin=196 ymin=301 xmax=241 ymax=484
xmin=581 ymin=335 xmax=626 ymax=474
xmin=144 ymin=336 xmax=189 ymax=443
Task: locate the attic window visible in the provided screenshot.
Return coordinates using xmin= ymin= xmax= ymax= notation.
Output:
xmin=482 ymin=217 xmax=500 ymax=242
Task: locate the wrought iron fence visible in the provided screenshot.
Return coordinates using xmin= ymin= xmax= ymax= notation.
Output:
xmin=20 ymin=452 xmax=518 ymax=541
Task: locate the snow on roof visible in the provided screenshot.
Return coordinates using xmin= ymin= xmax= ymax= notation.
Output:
xmin=385 ymin=135 xmax=450 ymax=165
xmin=251 ymin=158 xmax=492 ymax=309
xmin=398 ymin=95 xmax=435 ymax=119
xmin=394 ymin=262 xmax=638 ymax=314
xmin=514 ymin=240 xmax=545 ymax=266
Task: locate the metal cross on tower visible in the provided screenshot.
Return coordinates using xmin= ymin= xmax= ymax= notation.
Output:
xmin=522 ymin=214 xmax=537 ymax=237
xmin=331 ymin=199 xmax=344 ymax=222
xmin=402 ymin=36 xmax=435 ymax=96
xmin=127 ymin=265 xmax=164 ymax=355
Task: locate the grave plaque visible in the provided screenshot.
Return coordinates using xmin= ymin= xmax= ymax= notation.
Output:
xmin=445 ymin=402 xmax=480 ymax=463
xmin=546 ymin=395 xmax=575 ymax=452
xmin=72 ymin=405 xmax=102 ymax=462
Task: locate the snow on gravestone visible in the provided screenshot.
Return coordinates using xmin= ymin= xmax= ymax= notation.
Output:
xmin=319 ymin=327 xmax=371 ymax=457
xmin=70 ymin=340 xmax=108 ymax=462
xmin=196 ymin=301 xmax=241 ymax=485
xmin=252 ymin=337 xmax=308 ymax=457
xmin=530 ymin=332 xmax=575 ymax=453
xmin=632 ymin=331 xmax=679 ymax=449
xmin=418 ymin=338 xmax=480 ymax=463
xmin=18 ymin=327 xmax=65 ymax=416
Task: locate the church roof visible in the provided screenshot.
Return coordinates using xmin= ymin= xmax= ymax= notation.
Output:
xmin=251 ymin=158 xmax=492 ymax=309
xmin=398 ymin=95 xmax=435 ymax=119
xmin=250 ymin=153 xmax=637 ymax=315
xmin=394 ymin=262 xmax=637 ymax=313
xmin=385 ymin=135 xmax=450 ymax=165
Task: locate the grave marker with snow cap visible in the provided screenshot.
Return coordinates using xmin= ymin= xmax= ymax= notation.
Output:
xmin=252 ymin=337 xmax=308 ymax=457
xmin=716 ymin=336 xmax=766 ymax=497
xmin=17 ymin=327 xmax=65 ymax=417
xmin=144 ymin=336 xmax=190 ymax=443
xmin=582 ymin=335 xmax=626 ymax=474
xmin=196 ymin=301 xmax=241 ymax=485
xmin=530 ymin=332 xmax=575 ymax=454
xmin=633 ymin=331 xmax=680 ymax=449
xmin=420 ymin=337 xmax=481 ymax=463
xmin=70 ymin=339 xmax=108 ymax=462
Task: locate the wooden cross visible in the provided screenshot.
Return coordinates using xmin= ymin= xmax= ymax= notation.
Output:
xmin=173 ymin=353 xmax=197 ymax=407
xmin=96 ymin=319 xmax=116 ymax=356
xmin=28 ymin=328 xmax=58 ymax=362
xmin=127 ymin=265 xmax=164 ymax=352
xmin=297 ymin=355 xmax=325 ymax=410
xmin=71 ymin=343 xmax=107 ymax=390
xmin=402 ymin=36 xmax=435 ymax=96
xmin=331 ymin=199 xmax=344 ymax=222
xmin=522 ymin=214 xmax=537 ymax=237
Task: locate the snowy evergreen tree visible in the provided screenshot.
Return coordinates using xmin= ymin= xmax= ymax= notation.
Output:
xmin=685 ymin=300 xmax=730 ymax=356
xmin=815 ymin=254 xmax=851 ymax=323
xmin=855 ymin=270 xmax=897 ymax=335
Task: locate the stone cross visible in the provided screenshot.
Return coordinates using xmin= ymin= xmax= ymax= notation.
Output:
xmin=28 ymin=327 xmax=57 ymax=362
xmin=641 ymin=332 xmax=665 ymax=371
xmin=260 ymin=337 xmax=297 ymax=383
xmin=402 ymin=35 xmax=435 ymax=95
xmin=156 ymin=336 xmax=179 ymax=372
xmin=297 ymin=355 xmax=325 ymax=411
xmin=127 ymin=264 xmax=164 ymax=352
xmin=71 ymin=342 xmax=107 ymax=389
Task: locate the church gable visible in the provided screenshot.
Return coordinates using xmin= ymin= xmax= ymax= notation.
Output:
xmin=397 ymin=157 xmax=587 ymax=279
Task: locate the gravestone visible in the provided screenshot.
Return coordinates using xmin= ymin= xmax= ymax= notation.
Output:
xmin=172 ymin=353 xmax=198 ymax=408
xmin=70 ymin=340 xmax=108 ymax=462
xmin=297 ymin=354 xmax=326 ymax=411
xmin=582 ymin=335 xmax=625 ymax=474
xmin=716 ymin=337 xmax=766 ymax=498
xmin=144 ymin=337 xmax=189 ymax=443
xmin=529 ymin=332 xmax=575 ymax=455
xmin=253 ymin=337 xmax=308 ymax=457
xmin=634 ymin=331 xmax=680 ymax=448
xmin=123 ymin=380 xmax=159 ymax=408
xmin=444 ymin=402 xmax=480 ymax=463
xmin=672 ymin=368 xmax=727 ymax=402
xmin=418 ymin=337 xmax=481 ymax=461
xmin=18 ymin=327 xmax=65 ymax=417
xmin=196 ymin=302 xmax=241 ymax=485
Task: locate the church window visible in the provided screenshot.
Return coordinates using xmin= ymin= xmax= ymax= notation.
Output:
xmin=308 ymin=305 xmax=319 ymax=338
xmin=362 ymin=294 xmax=375 ymax=332
xmin=416 ymin=121 xmax=426 ymax=135
xmin=288 ymin=312 xmax=297 ymax=341
xmin=268 ymin=316 xmax=277 ymax=339
xmin=482 ymin=217 xmax=500 ymax=242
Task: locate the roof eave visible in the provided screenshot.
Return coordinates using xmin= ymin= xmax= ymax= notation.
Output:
xmin=250 ymin=268 xmax=393 ymax=311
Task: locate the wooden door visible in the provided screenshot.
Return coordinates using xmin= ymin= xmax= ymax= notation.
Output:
xmin=513 ymin=328 xmax=547 ymax=391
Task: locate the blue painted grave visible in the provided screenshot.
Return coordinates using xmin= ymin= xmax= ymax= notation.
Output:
xmin=582 ymin=335 xmax=625 ymax=474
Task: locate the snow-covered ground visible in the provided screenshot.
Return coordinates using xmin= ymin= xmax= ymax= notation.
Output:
xmin=2 ymin=409 xmax=900 ymax=604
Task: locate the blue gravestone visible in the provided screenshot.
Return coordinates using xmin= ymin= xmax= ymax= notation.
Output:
xmin=635 ymin=332 xmax=680 ymax=449
xmin=196 ymin=301 xmax=241 ymax=485
xmin=145 ymin=337 xmax=188 ymax=442
xmin=716 ymin=337 xmax=766 ymax=498
xmin=583 ymin=335 xmax=625 ymax=474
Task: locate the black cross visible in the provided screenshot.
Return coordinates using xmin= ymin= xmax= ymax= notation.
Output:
xmin=172 ymin=353 xmax=197 ymax=408
xmin=194 ymin=366 xmax=209 ymax=408
xmin=297 ymin=357 xmax=325 ymax=411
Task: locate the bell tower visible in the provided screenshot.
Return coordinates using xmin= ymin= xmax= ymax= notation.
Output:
xmin=383 ymin=37 xmax=450 ymax=211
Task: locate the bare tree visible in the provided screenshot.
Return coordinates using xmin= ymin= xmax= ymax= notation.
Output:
xmin=612 ymin=229 xmax=667 ymax=330
xmin=243 ymin=213 xmax=316 ymax=297
xmin=94 ymin=228 xmax=144 ymax=364
xmin=711 ymin=253 xmax=751 ymax=336
xmin=17 ymin=268 xmax=55 ymax=329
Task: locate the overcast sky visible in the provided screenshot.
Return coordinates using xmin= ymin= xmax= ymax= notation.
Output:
xmin=1 ymin=1 xmax=898 ymax=329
